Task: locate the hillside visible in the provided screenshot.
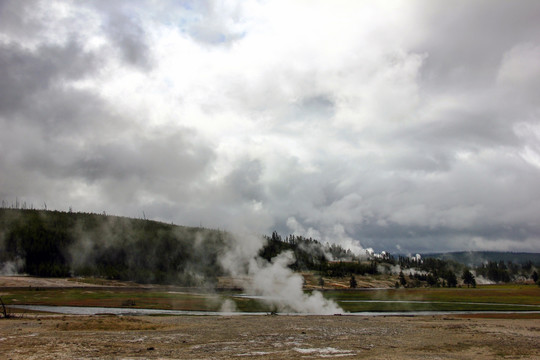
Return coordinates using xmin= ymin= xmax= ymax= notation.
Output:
xmin=0 ymin=208 xmax=231 ymax=285
xmin=0 ymin=209 xmax=354 ymax=286
xmin=422 ymin=251 xmax=540 ymax=267
xmin=2 ymin=209 xmax=538 ymax=288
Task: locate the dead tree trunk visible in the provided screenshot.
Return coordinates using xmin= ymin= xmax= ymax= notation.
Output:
xmin=0 ymin=297 xmax=8 ymax=318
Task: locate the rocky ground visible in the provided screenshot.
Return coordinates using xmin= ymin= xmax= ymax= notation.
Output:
xmin=0 ymin=313 xmax=539 ymax=359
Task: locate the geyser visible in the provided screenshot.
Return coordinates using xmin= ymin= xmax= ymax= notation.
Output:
xmin=221 ymin=233 xmax=343 ymax=314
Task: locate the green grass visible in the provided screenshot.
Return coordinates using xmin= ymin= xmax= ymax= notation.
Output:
xmin=323 ymin=284 xmax=540 ymax=312
xmin=2 ymin=284 xmax=539 ymax=313
xmin=3 ymin=289 xmax=225 ymax=311
xmin=336 ymin=302 xmax=537 ymax=312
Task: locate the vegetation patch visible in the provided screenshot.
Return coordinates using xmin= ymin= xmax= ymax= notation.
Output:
xmin=3 ymin=285 xmax=540 ymax=313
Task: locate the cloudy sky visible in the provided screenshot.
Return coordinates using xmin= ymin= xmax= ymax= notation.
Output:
xmin=1 ymin=0 xmax=540 ymax=254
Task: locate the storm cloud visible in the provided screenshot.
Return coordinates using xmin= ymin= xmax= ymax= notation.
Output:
xmin=1 ymin=0 xmax=540 ymax=253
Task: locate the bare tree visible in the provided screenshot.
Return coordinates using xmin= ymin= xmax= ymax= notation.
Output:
xmin=0 ymin=297 xmax=9 ymax=318
xmin=349 ymin=275 xmax=357 ymax=289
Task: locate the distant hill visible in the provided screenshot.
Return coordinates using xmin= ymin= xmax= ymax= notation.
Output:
xmin=421 ymin=251 xmax=540 ymax=267
xmin=3 ymin=208 xmax=536 ymax=287
xmin=0 ymin=208 xmax=356 ymax=286
xmin=0 ymin=208 xmax=232 ymax=285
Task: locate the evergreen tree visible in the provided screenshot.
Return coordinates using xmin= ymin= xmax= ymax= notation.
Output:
xmin=398 ymin=271 xmax=407 ymax=287
xmin=462 ymin=269 xmax=476 ymax=288
xmin=444 ymin=270 xmax=458 ymax=287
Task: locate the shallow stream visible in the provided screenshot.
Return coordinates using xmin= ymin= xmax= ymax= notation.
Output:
xmin=8 ymin=304 xmax=540 ymax=316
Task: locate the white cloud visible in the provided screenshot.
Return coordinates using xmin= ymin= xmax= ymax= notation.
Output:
xmin=1 ymin=0 xmax=540 ymax=253
xmin=497 ymin=43 xmax=540 ymax=86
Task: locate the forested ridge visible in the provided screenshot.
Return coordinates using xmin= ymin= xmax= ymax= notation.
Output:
xmin=0 ymin=209 xmax=230 ymax=285
xmin=0 ymin=209 xmax=354 ymax=285
xmin=1 ymin=209 xmax=538 ymax=287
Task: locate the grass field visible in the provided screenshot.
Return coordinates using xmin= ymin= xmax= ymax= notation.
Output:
xmin=2 ymin=283 xmax=539 ymax=313
xmin=324 ymin=285 xmax=540 ymax=312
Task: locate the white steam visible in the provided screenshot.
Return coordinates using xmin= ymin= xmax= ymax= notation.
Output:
xmin=378 ymin=263 xmax=427 ymax=276
xmin=471 ymin=271 xmax=495 ymax=285
xmin=0 ymin=258 xmax=25 ymax=275
xmin=221 ymin=232 xmax=343 ymax=314
xmin=323 ymin=224 xmax=368 ymax=258
xmin=219 ymin=299 xmax=238 ymax=313
xmin=287 ymin=216 xmax=369 ymax=259
xmin=248 ymin=251 xmax=342 ymax=314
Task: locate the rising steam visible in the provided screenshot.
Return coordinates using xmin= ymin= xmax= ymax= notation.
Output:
xmin=221 ymin=232 xmax=343 ymax=314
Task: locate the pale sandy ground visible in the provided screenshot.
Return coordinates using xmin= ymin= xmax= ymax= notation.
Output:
xmin=0 ymin=276 xmax=98 ymax=288
xmin=1 ymin=274 xmax=397 ymax=290
xmin=0 ymin=314 xmax=539 ymax=359
xmin=0 ymin=276 xmax=148 ymax=289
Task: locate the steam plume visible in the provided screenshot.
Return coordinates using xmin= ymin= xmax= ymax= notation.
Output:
xmin=221 ymin=232 xmax=343 ymax=314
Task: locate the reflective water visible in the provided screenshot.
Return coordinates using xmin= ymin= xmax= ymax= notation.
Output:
xmin=8 ymin=304 xmax=540 ymax=316
xmin=8 ymin=305 xmax=261 ymax=316
xmin=340 ymin=300 xmax=539 ymax=307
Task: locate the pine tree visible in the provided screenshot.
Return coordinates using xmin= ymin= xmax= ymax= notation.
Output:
xmin=462 ymin=270 xmax=476 ymax=288
xmin=398 ymin=271 xmax=407 ymax=287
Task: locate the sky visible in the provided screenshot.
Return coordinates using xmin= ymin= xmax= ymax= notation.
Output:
xmin=1 ymin=0 xmax=540 ymax=254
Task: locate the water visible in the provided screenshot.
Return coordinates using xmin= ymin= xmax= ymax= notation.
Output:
xmin=8 ymin=304 xmax=540 ymax=316
xmin=8 ymin=305 xmax=264 ymax=316
xmin=340 ymin=300 xmax=540 ymax=307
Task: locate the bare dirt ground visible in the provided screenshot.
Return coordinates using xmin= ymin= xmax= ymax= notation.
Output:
xmin=0 ymin=314 xmax=539 ymax=359
xmin=1 ymin=274 xmax=397 ymax=291
xmin=0 ymin=276 xmax=100 ymax=288
xmin=0 ymin=276 xmax=148 ymax=289
xmin=1 ymin=277 xmax=539 ymax=359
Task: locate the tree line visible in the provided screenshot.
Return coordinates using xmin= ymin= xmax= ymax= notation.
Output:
xmin=0 ymin=209 xmax=230 ymax=285
xmin=1 ymin=209 xmax=538 ymax=288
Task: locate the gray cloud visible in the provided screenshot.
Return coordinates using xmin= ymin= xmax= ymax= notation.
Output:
xmin=1 ymin=0 xmax=540 ymax=253
xmin=0 ymin=0 xmax=43 ymax=40
xmin=224 ymin=159 xmax=265 ymax=202
xmin=101 ymin=11 xmax=153 ymax=69
xmin=416 ymin=0 xmax=540 ymax=89
xmin=0 ymin=40 xmax=100 ymax=116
